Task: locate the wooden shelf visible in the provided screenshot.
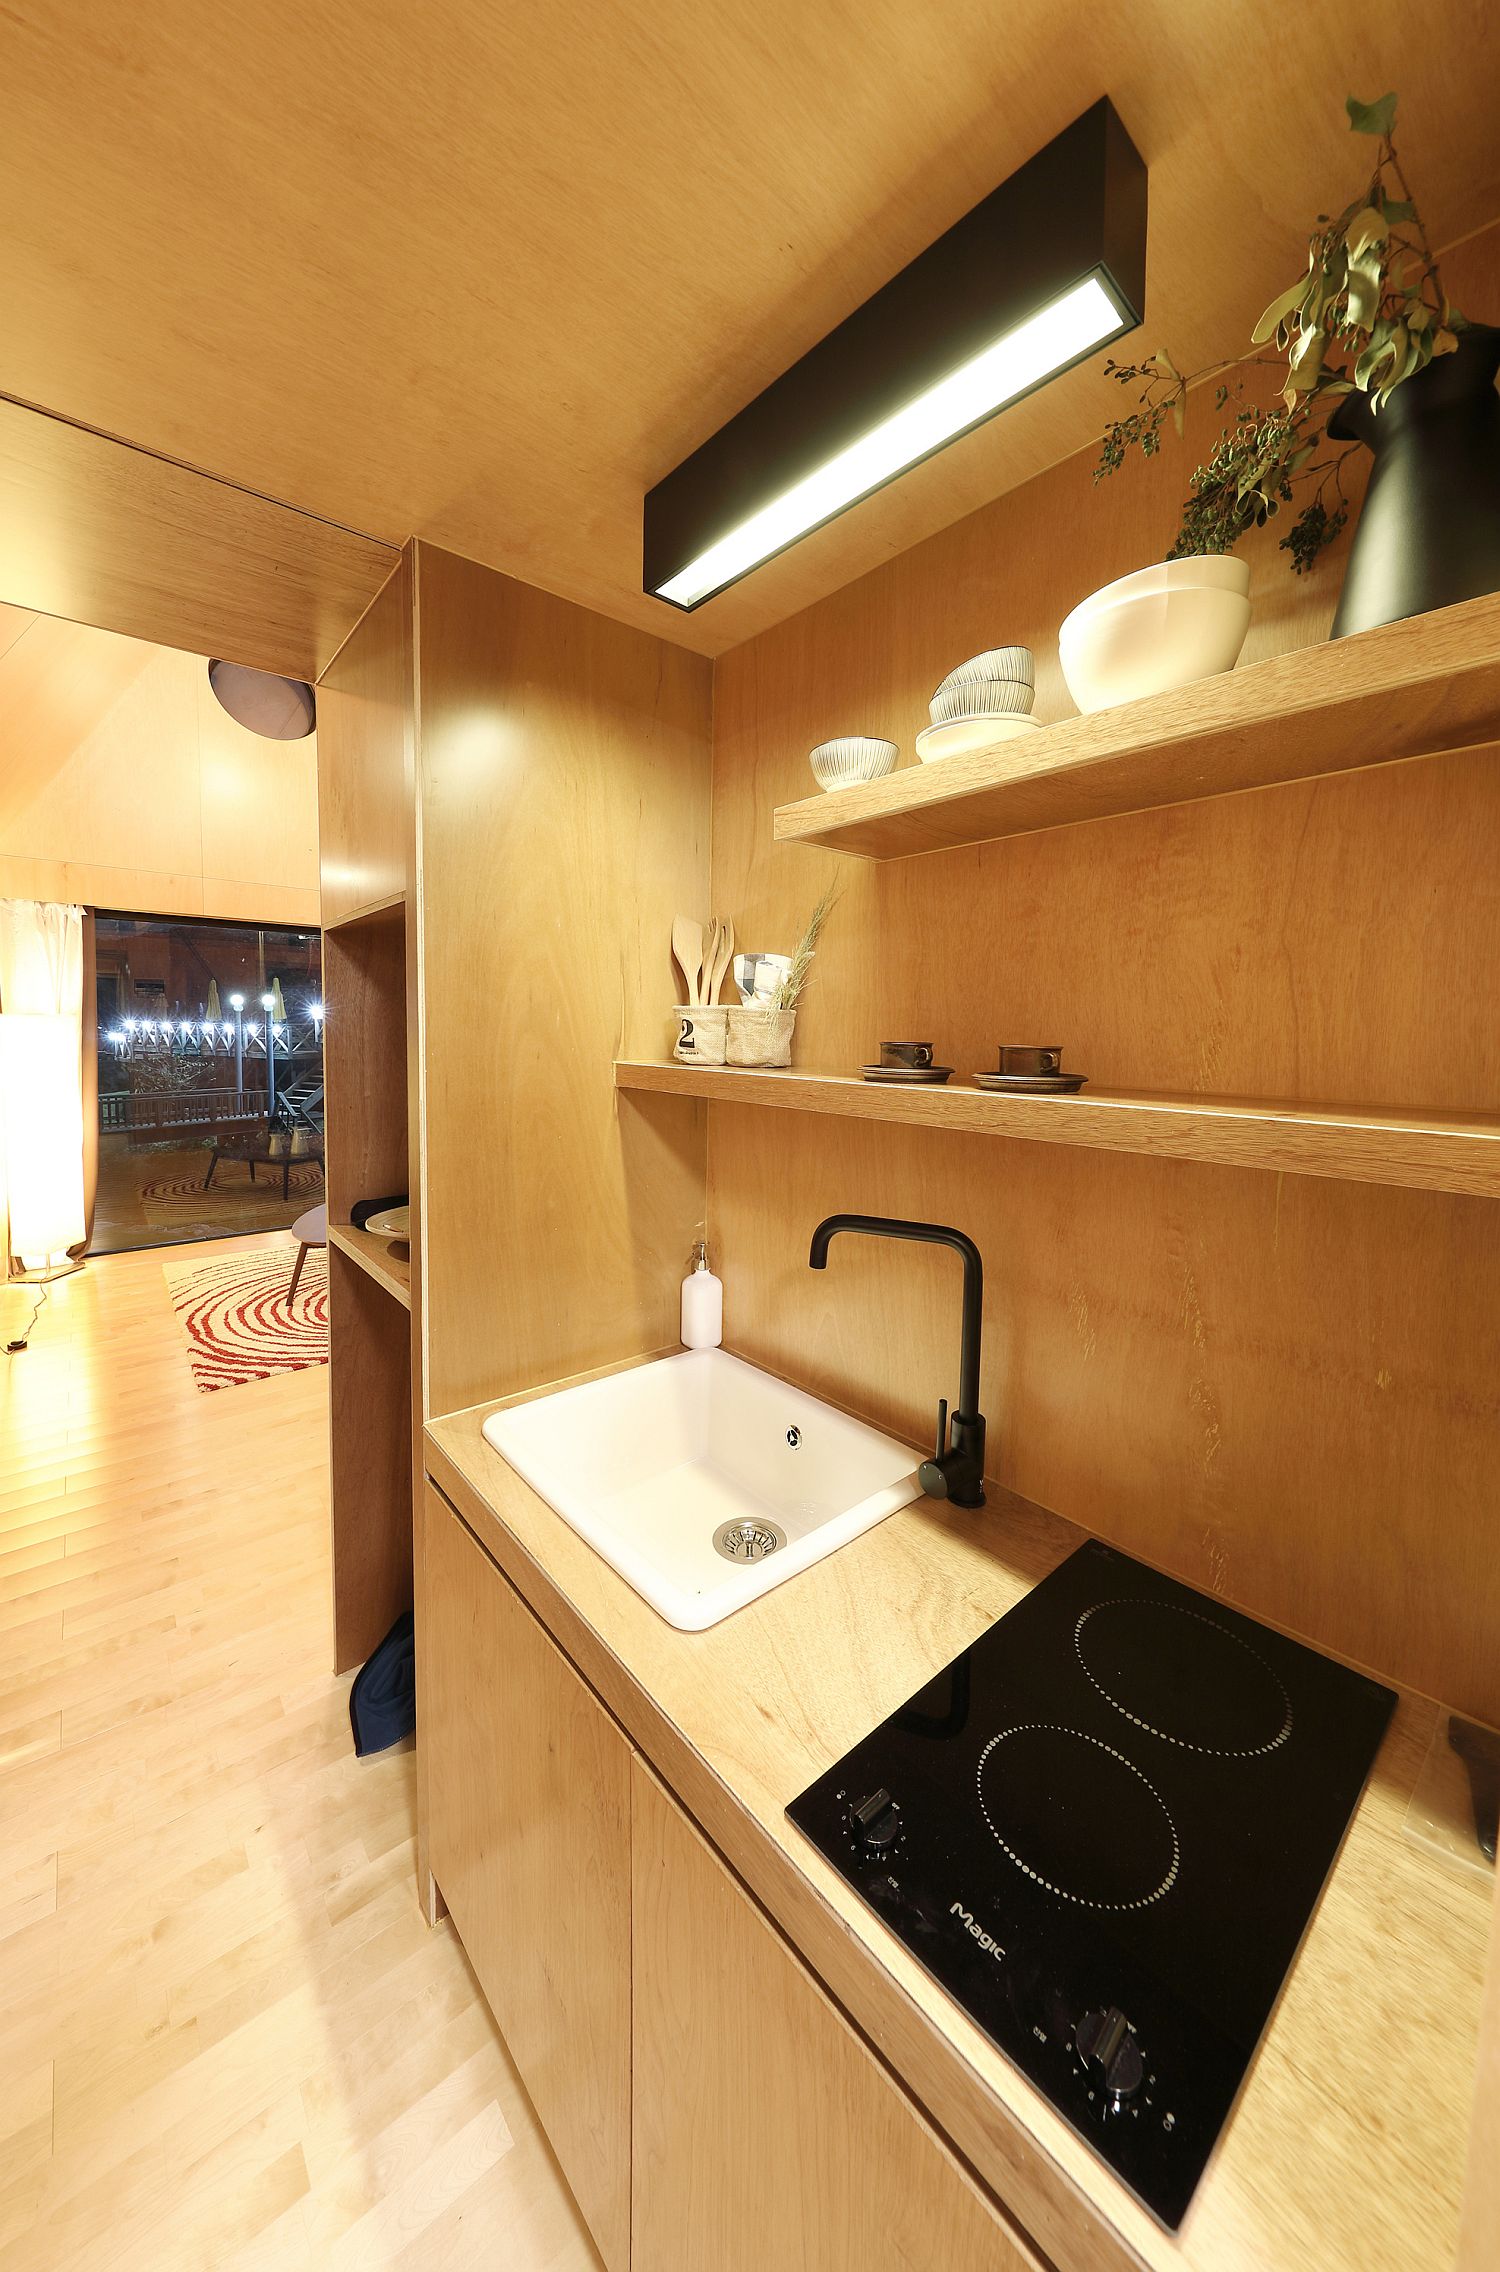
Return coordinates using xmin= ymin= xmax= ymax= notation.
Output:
xmin=773 ymin=592 xmax=1500 ymax=859
xmin=329 ymin=1223 xmax=412 ymax=1308
xmin=615 ymin=1060 xmax=1500 ymax=1199
xmin=324 ymin=888 xmax=406 ymax=933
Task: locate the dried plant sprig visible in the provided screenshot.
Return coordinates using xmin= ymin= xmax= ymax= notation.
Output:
xmin=771 ymin=880 xmax=840 ymax=1011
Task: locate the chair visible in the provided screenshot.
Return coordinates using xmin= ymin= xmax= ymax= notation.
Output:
xmin=288 ymin=1203 xmax=327 ymax=1304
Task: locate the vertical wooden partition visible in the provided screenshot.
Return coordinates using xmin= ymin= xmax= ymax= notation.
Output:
xmin=318 ymin=540 xmax=711 ymax=1892
xmin=411 ymin=543 xmax=713 ymax=1421
xmin=317 ymin=555 xmax=420 ymax=1675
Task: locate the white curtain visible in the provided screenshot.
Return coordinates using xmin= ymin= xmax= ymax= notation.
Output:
xmin=0 ymin=901 xmax=87 ymax=1271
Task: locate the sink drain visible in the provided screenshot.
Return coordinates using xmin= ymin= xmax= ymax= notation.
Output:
xmin=713 ymin=1517 xmax=788 ymax=1564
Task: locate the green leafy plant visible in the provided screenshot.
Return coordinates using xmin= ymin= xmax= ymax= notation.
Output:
xmin=1095 ymin=93 xmax=1464 ymax=574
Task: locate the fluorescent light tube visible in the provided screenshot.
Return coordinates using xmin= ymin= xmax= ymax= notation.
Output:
xmin=644 ymin=101 xmax=1147 ymax=608
xmin=655 ymin=274 xmax=1126 ymax=608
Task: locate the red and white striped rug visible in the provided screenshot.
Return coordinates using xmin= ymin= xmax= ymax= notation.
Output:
xmin=162 ymin=1245 xmax=330 ymax=1393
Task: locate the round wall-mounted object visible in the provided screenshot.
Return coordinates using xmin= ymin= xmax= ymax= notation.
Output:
xmin=207 ymin=659 xmax=316 ymax=740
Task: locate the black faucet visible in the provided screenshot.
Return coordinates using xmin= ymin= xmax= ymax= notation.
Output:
xmin=808 ymin=1213 xmax=987 ymax=1509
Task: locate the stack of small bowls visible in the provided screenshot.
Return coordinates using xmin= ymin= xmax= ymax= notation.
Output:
xmin=918 ymin=647 xmax=1039 ymax=763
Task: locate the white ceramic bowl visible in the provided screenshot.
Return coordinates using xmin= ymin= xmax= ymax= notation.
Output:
xmin=936 ymin=645 xmax=1034 ymax=693
xmin=808 ymin=735 xmax=899 ymax=791
xmin=1066 ymin=555 xmax=1248 ymax=615
xmin=1058 ymin=556 xmax=1251 ymax=714
xmin=928 ymin=679 xmax=1035 ymax=725
xmin=915 ymin=715 xmax=1042 ymax=762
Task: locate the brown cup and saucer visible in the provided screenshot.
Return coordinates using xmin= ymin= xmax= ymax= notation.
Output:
xmin=861 ymin=1040 xmax=954 ymax=1085
xmin=972 ymin=1043 xmax=1087 ymax=1094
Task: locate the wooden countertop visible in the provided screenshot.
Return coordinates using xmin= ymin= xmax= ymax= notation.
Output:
xmin=425 ymin=1368 xmax=1492 ymax=2272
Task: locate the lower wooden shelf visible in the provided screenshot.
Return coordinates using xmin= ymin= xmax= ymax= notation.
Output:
xmin=615 ymin=1060 xmax=1500 ymax=1199
xmin=329 ymin=1222 xmax=413 ymax=1308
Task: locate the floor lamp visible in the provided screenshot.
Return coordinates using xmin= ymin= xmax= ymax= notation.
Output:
xmin=0 ymin=1013 xmax=86 ymax=1282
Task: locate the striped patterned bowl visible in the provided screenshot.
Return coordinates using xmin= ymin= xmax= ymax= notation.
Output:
xmin=928 ymin=679 xmax=1035 ymax=725
xmin=935 ymin=645 xmax=1034 ymax=694
xmin=808 ymin=736 xmax=899 ymax=791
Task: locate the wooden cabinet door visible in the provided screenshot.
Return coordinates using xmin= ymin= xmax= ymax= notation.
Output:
xmin=424 ymin=1485 xmax=631 ymax=2271
xmin=631 ymin=1758 xmax=1045 ymax=2272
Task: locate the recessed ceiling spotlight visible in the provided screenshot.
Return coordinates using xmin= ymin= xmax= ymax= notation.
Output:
xmin=644 ymin=99 xmax=1147 ymax=611
xmin=207 ymin=659 xmax=316 ymax=739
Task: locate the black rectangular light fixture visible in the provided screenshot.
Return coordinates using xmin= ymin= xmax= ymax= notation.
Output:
xmin=644 ymin=98 xmax=1147 ymax=611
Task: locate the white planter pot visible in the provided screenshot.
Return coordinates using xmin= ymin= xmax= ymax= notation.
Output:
xmin=1058 ymin=555 xmax=1251 ymax=714
xmin=725 ymin=1008 xmax=796 ymax=1068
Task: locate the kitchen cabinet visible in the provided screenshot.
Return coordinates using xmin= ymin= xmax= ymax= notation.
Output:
xmin=630 ymin=1755 xmax=1044 ymax=2272
xmin=424 ymin=1486 xmax=632 ymax=2271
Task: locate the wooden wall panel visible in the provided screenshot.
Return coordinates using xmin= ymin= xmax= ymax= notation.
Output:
xmin=415 ymin=543 xmax=712 ymax=1418
xmin=706 ymin=228 xmax=1500 ymax=1719
xmin=0 ymin=609 xmax=320 ymax=923
xmin=315 ymin=555 xmax=412 ymax=927
xmin=706 ymin=1106 xmax=1500 ymax=1718
xmin=0 ymin=397 xmax=396 ymax=680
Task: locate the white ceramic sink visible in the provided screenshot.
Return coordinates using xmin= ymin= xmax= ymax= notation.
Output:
xmin=482 ymin=1348 xmax=922 ymax=1629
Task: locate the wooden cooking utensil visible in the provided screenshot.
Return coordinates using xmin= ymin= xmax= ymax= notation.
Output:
xmin=708 ymin=916 xmax=735 ymax=1004
xmin=672 ymin=915 xmax=704 ymax=1007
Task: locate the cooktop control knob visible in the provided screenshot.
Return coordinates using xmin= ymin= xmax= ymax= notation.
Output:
xmin=1074 ymin=2006 xmax=1146 ymax=2106
xmin=848 ymin=1787 xmax=902 ymax=1853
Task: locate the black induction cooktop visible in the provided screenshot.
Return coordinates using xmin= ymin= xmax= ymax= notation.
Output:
xmin=786 ymin=1539 xmax=1396 ymax=2228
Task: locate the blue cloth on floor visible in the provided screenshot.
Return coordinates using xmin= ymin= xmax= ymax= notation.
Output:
xmin=349 ymin=1611 xmax=416 ymax=1756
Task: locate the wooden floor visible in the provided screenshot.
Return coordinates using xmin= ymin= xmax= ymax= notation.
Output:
xmin=0 ymin=1235 xmax=600 ymax=2271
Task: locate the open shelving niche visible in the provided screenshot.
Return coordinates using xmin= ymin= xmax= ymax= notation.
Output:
xmin=328 ymin=1222 xmax=412 ymax=1309
xmin=322 ymin=886 xmax=415 ymax=1672
xmin=773 ymin=591 xmax=1500 ymax=859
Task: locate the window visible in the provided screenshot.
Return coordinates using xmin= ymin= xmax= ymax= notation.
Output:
xmin=93 ymin=914 xmax=324 ymax=1252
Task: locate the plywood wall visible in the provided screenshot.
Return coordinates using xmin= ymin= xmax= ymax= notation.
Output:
xmin=0 ymin=606 xmax=320 ymax=924
xmin=703 ymin=231 xmax=1500 ymax=1722
xmin=416 ymin=546 xmax=713 ymax=1419
xmin=316 ymin=558 xmax=413 ymax=930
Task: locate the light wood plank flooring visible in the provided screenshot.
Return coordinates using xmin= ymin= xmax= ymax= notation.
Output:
xmin=0 ymin=1235 xmax=600 ymax=2271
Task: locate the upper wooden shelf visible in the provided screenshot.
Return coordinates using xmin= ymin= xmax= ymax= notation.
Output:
xmin=773 ymin=592 xmax=1500 ymax=859
xmin=324 ymin=889 xmax=406 ymax=934
xmin=615 ymin=1060 xmax=1500 ymax=1199
xmin=328 ymin=1223 xmax=412 ymax=1308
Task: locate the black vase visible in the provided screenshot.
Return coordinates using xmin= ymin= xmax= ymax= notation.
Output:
xmin=1327 ymin=322 xmax=1500 ymax=638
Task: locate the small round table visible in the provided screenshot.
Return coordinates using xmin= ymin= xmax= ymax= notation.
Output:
xmin=204 ymin=1130 xmax=325 ymax=1201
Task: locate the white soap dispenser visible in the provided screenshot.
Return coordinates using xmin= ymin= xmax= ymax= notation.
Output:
xmin=681 ymin=1239 xmax=723 ymax=1350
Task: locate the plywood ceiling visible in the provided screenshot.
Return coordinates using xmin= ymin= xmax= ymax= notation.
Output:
xmin=1 ymin=2 xmax=1497 ymax=657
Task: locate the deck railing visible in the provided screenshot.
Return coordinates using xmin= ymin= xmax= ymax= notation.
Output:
xmin=99 ymin=1087 xmax=261 ymax=1133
